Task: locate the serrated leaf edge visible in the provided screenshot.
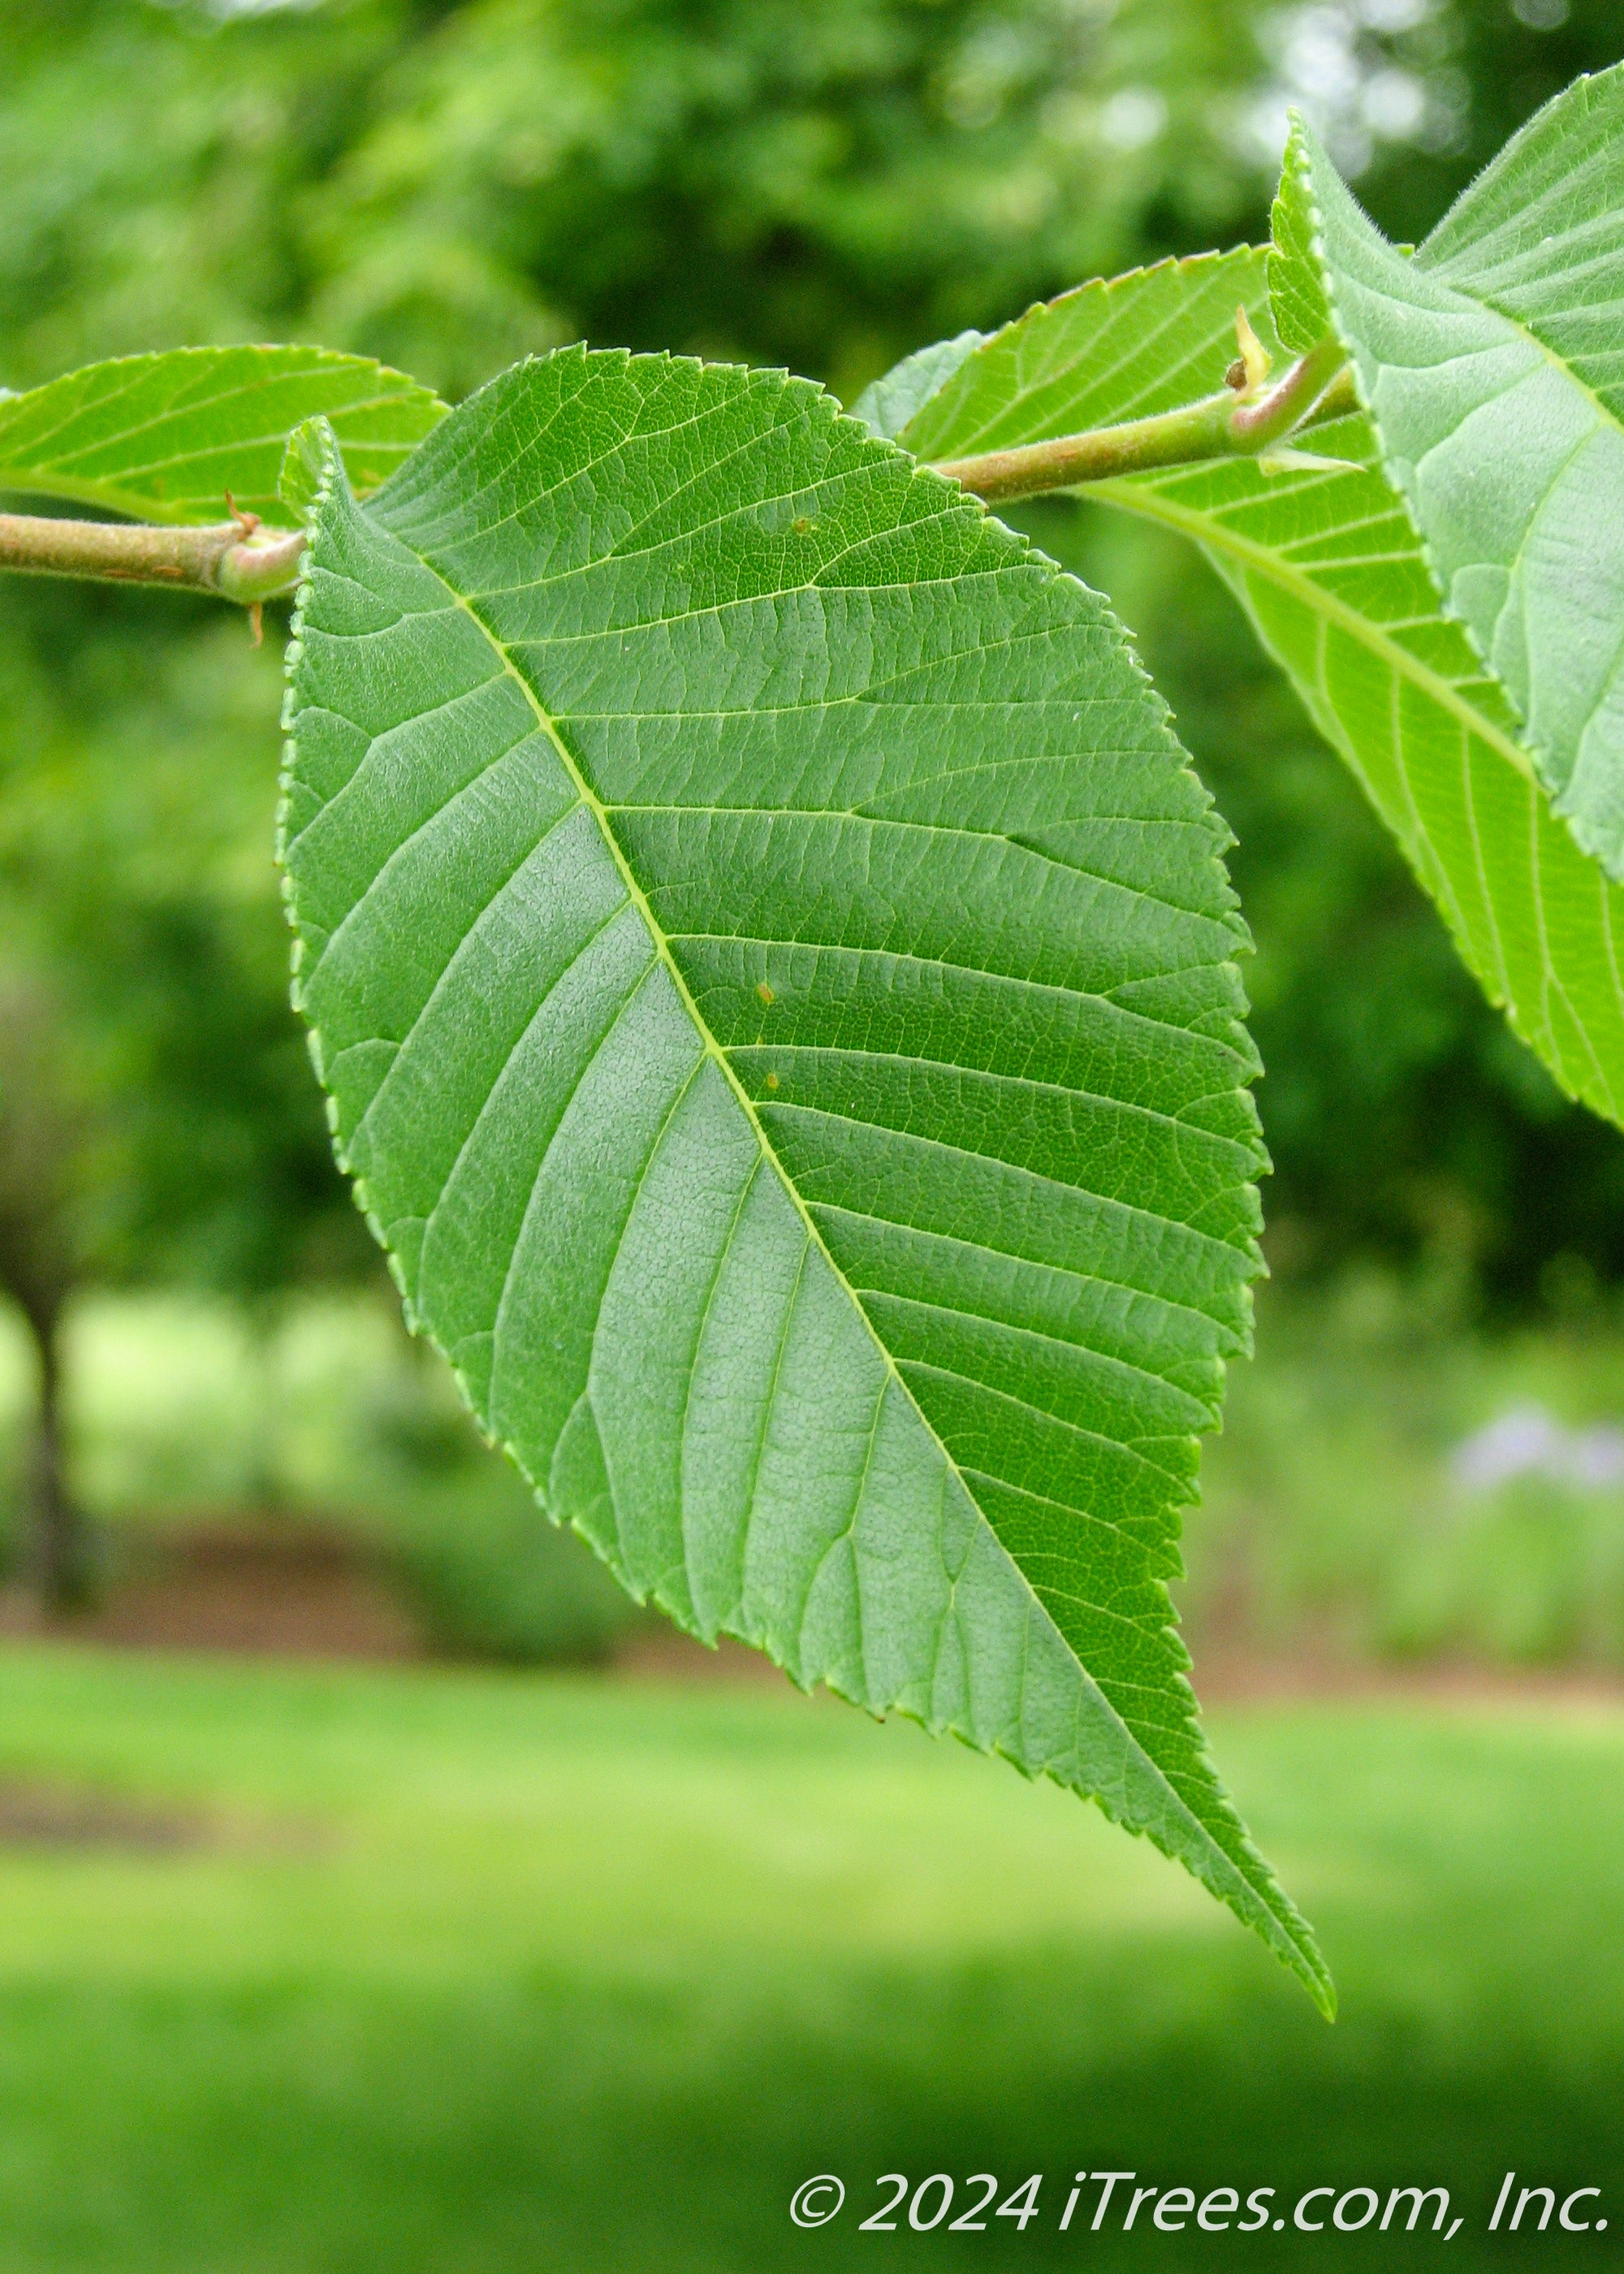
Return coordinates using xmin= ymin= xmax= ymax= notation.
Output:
xmin=277 ymin=376 xmax=1332 ymax=2017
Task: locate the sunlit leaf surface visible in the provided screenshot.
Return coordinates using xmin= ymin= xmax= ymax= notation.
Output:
xmin=279 ymin=349 xmax=1328 ymax=2005
xmin=0 ymin=346 xmax=443 ymax=525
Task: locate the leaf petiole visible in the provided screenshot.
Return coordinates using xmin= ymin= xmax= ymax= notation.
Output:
xmin=0 ymin=509 xmax=305 ymax=604
xmin=930 ymin=335 xmax=1354 ymax=505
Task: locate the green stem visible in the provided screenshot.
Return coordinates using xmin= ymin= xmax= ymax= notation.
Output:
xmin=0 ymin=511 xmax=304 ymax=603
xmin=930 ymin=340 xmax=1356 ymax=505
xmin=0 ymin=339 xmax=1357 ymax=597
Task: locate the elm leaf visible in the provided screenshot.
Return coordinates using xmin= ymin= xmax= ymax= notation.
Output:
xmin=279 ymin=348 xmax=1329 ymax=2009
xmin=0 ymin=345 xmax=444 ymax=525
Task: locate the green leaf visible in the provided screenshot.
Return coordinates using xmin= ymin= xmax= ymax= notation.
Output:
xmin=849 ymin=331 xmax=988 ymax=441
xmin=1268 ymin=139 xmax=1332 ymax=358
xmin=279 ymin=348 xmax=1330 ymax=2010
xmin=895 ymin=253 xmax=1624 ymax=1132
xmin=1283 ymin=73 xmax=1624 ymax=880
xmin=1416 ymin=63 xmax=1624 ymax=400
xmin=0 ymin=346 xmax=445 ymax=525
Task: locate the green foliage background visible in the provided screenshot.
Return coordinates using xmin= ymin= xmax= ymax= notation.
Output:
xmin=4 ymin=0 xmax=1622 ymax=1340
xmin=0 ymin=10 xmax=1622 ymax=2212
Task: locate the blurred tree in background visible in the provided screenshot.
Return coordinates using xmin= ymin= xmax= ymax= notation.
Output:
xmin=0 ymin=578 xmax=376 ymax=1594
xmin=2 ymin=0 xmax=1622 ymax=1602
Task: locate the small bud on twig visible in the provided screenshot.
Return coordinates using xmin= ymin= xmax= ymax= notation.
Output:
xmin=1233 ymin=307 xmax=1272 ymax=393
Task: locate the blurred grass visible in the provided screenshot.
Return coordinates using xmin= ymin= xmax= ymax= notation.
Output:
xmin=0 ymin=1645 xmax=1618 ymax=2268
xmin=4 ymin=1284 xmax=1624 ymax=1671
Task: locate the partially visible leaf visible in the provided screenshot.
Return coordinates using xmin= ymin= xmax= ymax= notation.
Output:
xmin=0 ymin=347 xmax=445 ymax=525
xmin=898 ymin=257 xmax=1248 ymax=465
xmin=279 ymin=418 xmax=330 ymax=524
xmin=279 ymin=348 xmax=1330 ymax=2008
xmin=849 ymin=330 xmax=987 ymax=441
xmin=1267 ymin=139 xmax=1332 ymax=357
xmin=1284 ymin=75 xmax=1624 ymax=880
xmin=894 ymin=252 xmax=1624 ymax=1131
xmin=1415 ymin=64 xmax=1624 ymax=410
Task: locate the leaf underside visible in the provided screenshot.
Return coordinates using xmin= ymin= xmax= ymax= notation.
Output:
xmin=896 ymin=251 xmax=1624 ymax=1132
xmin=0 ymin=345 xmax=445 ymax=525
xmin=1281 ymin=71 xmax=1624 ymax=881
xmin=279 ymin=347 xmax=1329 ymax=2008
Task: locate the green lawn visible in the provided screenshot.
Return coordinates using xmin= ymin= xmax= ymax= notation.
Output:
xmin=0 ymin=1646 xmax=1618 ymax=2269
